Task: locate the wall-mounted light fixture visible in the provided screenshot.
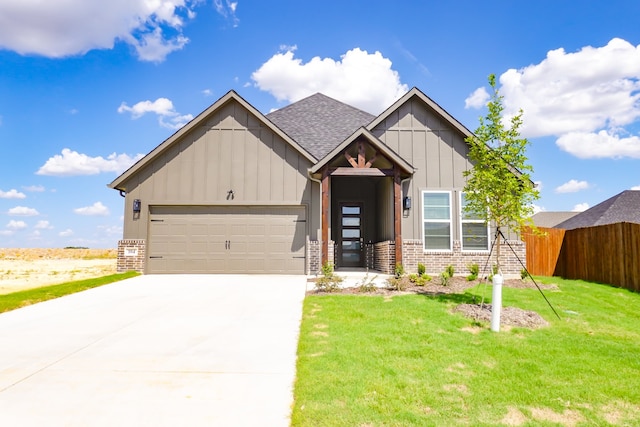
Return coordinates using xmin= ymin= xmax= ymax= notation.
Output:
xmin=133 ymin=199 xmax=141 ymax=213
xmin=403 ymin=196 xmax=412 ymax=210
xmin=227 ymin=190 xmax=235 ymax=200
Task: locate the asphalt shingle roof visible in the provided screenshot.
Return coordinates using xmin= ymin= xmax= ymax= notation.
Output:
xmin=554 ymin=190 xmax=640 ymax=230
xmin=266 ymin=93 xmax=376 ymax=160
xmin=531 ymin=211 xmax=578 ymax=228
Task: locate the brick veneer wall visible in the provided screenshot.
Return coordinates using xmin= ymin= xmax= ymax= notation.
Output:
xmin=402 ymin=239 xmax=526 ymax=277
xmin=307 ymin=240 xmax=336 ymax=275
xmin=307 ymin=239 xmax=319 ymax=275
xmin=373 ymin=241 xmax=395 ymax=274
xmin=116 ymin=239 xmax=146 ymax=273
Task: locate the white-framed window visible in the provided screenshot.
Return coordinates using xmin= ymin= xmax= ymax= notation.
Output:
xmin=460 ymin=192 xmax=489 ymax=251
xmin=422 ymin=191 xmax=452 ymax=251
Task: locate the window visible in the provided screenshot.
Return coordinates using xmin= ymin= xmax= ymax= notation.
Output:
xmin=460 ymin=193 xmax=489 ymax=251
xmin=422 ymin=191 xmax=451 ymax=250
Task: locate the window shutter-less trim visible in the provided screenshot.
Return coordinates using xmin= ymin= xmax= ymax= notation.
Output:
xmin=422 ymin=191 xmax=452 ymax=251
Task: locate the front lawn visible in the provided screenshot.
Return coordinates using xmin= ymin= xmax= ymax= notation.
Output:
xmin=292 ymin=277 xmax=640 ymax=426
xmin=0 ymin=271 xmax=139 ymax=313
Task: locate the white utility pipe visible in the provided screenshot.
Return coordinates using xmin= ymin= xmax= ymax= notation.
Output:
xmin=491 ymin=273 xmax=503 ymax=332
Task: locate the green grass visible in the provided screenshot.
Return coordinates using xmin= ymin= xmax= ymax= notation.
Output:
xmin=292 ymin=277 xmax=640 ymax=426
xmin=0 ymin=271 xmax=139 ymax=313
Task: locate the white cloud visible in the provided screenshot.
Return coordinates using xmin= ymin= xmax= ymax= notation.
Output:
xmin=34 ymin=220 xmax=53 ymax=229
xmin=8 ymin=206 xmax=39 ymax=216
xmin=498 ymin=38 xmax=640 ymax=137
xmin=59 ymin=229 xmax=74 ymax=237
xmin=0 ymin=188 xmax=26 ymax=199
xmin=0 ymin=0 xmax=205 ymax=62
xmin=466 ymin=38 xmax=640 ymax=160
xmin=534 ymin=181 xmax=543 ymax=192
xmin=464 ymin=87 xmax=490 ymax=109
xmin=23 ymin=185 xmax=45 ymax=192
xmin=98 ymin=225 xmax=123 ymax=236
xmin=252 ymin=47 xmax=408 ymax=114
xmin=555 ymin=179 xmax=590 ymax=193
xmin=556 ymin=130 xmax=640 ymax=159
xmin=118 ymin=97 xmax=193 ymax=129
xmin=573 ymin=203 xmax=590 ymax=212
xmin=126 ymin=27 xmax=189 ymax=63
xmin=632 ymin=185 xmax=640 ymax=190
xmin=0 ymin=230 xmax=14 ymax=236
xmin=36 ymin=149 xmax=144 ymax=176
xmin=213 ymin=0 xmax=239 ymax=27
xmin=202 ymin=89 xmax=213 ymax=96
xmin=7 ymin=220 xmax=27 ymax=230
xmin=74 ymin=202 xmax=110 ymax=216
xmin=118 ymin=98 xmax=176 ymax=118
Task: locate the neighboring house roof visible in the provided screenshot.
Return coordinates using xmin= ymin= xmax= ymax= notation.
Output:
xmin=266 ymin=93 xmax=375 ymax=160
xmin=531 ymin=211 xmax=578 ymax=228
xmin=554 ymin=190 xmax=640 ymax=230
xmin=109 ymin=90 xmax=316 ymax=192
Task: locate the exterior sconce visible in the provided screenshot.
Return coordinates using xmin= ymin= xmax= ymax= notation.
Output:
xmin=133 ymin=199 xmax=141 ymax=213
xmin=403 ymin=196 xmax=412 ymax=210
xmin=227 ymin=190 xmax=235 ymax=200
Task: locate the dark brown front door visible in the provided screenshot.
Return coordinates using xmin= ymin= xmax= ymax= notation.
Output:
xmin=339 ymin=203 xmax=363 ymax=267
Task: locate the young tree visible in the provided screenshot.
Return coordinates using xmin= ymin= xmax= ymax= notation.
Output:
xmin=462 ymin=74 xmax=539 ymax=274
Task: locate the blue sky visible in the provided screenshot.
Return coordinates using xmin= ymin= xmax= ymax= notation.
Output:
xmin=1 ymin=0 xmax=640 ymax=248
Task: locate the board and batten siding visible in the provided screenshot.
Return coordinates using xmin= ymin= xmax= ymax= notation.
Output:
xmin=119 ymin=99 xmax=317 ymax=241
xmin=371 ymin=97 xmax=473 ymax=241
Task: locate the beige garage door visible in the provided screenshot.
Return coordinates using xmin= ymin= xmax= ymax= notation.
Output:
xmin=147 ymin=206 xmax=306 ymax=274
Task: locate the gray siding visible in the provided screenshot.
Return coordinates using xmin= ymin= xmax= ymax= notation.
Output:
xmin=120 ymin=99 xmax=316 ymax=241
xmin=371 ymin=98 xmax=473 ymax=241
xmin=376 ymin=178 xmax=394 ymax=241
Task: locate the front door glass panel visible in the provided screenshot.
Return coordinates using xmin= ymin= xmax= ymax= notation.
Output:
xmin=340 ymin=204 xmax=363 ymax=267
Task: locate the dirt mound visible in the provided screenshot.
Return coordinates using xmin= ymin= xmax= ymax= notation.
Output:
xmin=453 ymin=303 xmax=549 ymax=329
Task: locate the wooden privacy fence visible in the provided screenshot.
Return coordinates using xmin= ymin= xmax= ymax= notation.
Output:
xmin=522 ymin=227 xmax=565 ymax=277
xmin=523 ymin=223 xmax=640 ymax=292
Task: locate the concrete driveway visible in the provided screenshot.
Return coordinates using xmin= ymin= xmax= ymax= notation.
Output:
xmin=0 ymin=274 xmax=307 ymax=426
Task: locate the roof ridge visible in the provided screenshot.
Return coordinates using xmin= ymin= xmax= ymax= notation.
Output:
xmin=266 ymin=92 xmax=375 ymax=159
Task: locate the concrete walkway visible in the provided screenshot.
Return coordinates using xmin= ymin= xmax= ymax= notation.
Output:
xmin=0 ymin=274 xmax=307 ymax=426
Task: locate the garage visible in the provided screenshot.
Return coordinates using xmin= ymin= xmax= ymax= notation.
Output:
xmin=147 ymin=206 xmax=307 ymax=274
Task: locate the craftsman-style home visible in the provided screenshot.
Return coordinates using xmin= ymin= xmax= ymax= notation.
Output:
xmin=109 ymin=88 xmax=524 ymax=275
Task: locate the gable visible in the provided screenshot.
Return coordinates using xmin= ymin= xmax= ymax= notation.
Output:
xmin=309 ymin=127 xmax=414 ymax=178
xmin=109 ymin=90 xmax=315 ymax=193
xmin=370 ymin=93 xmax=473 ymax=189
xmin=114 ymin=97 xmax=314 ymax=204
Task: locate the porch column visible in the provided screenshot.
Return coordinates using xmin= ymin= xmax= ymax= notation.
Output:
xmin=394 ymin=168 xmax=403 ymax=266
xmin=321 ymin=169 xmax=330 ymax=265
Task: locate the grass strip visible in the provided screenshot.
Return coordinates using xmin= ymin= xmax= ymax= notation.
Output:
xmin=0 ymin=271 xmax=139 ymax=313
xmin=292 ymin=277 xmax=640 ymax=426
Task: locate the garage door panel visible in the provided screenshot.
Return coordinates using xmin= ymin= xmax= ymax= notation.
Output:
xmin=148 ymin=206 xmax=306 ymax=274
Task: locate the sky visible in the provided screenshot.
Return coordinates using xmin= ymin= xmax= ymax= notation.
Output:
xmin=1 ymin=0 xmax=640 ymax=248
